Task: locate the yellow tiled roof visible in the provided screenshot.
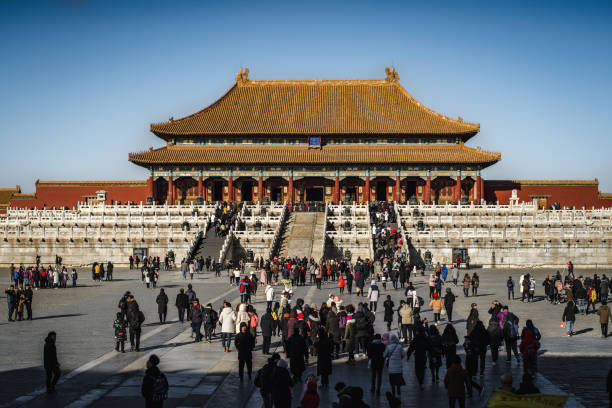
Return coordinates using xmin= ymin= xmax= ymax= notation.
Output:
xmin=150 ymin=69 xmax=480 ymax=138
xmin=129 ymin=144 xmax=500 ymax=165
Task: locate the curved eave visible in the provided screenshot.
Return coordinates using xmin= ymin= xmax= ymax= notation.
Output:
xmin=149 ymin=78 xmax=480 ymax=139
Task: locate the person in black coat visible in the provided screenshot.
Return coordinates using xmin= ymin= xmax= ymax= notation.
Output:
xmin=259 ymin=308 xmax=274 ymax=354
xmin=141 ymin=354 xmax=168 ymax=408
xmin=326 ymin=307 xmax=341 ymax=358
xmin=286 ymin=330 xmax=308 ymax=383
xmin=383 ymin=295 xmax=395 ymax=331
xmin=407 ymin=327 xmax=432 ymax=390
xmin=127 ymin=295 xmax=143 ymax=352
xmin=156 ymin=289 xmax=168 ymax=323
xmin=271 ymin=359 xmax=294 ymax=408
xmin=44 ymin=331 xmax=60 ymax=393
xmin=467 ymin=320 xmax=490 ymax=375
xmin=366 ymin=333 xmax=386 ymax=394
xmin=175 ymin=289 xmax=189 ymax=323
xmin=444 ymin=288 xmax=456 ymax=323
xmin=235 ymin=322 xmax=254 ymax=380
xmin=442 ymin=323 xmax=459 ymax=367
xmin=315 ymin=328 xmax=333 ymax=388
xmin=190 ymin=299 xmax=203 ymax=342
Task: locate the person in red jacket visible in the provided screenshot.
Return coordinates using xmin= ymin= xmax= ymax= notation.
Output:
xmin=300 ymin=379 xmax=320 ymax=408
xmin=338 ymin=275 xmax=346 ymax=294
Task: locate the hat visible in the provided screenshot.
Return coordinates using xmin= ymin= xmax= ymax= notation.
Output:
xmin=433 ymin=293 xmax=438 ymax=298
xmin=471 ymin=303 xmax=477 ymax=307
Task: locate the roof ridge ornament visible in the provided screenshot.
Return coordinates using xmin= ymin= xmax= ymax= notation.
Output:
xmin=385 ymin=67 xmax=399 ymax=83
xmin=236 ymin=67 xmax=250 ymax=84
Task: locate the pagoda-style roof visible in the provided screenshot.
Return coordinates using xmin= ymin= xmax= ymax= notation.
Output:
xmin=150 ymin=68 xmax=480 ymax=140
xmin=129 ymin=144 xmax=500 ymax=166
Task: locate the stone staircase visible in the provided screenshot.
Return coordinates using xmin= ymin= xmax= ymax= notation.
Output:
xmin=194 ymin=227 xmax=227 ymax=263
xmin=278 ymin=212 xmax=325 ymax=260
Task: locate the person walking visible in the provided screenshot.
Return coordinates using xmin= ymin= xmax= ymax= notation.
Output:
xmin=367 ymin=279 xmax=380 ymax=312
xmin=141 ymin=354 xmax=168 ymax=408
xmin=407 ymin=327 xmax=432 ymax=390
xmin=203 ymin=303 xmax=216 ymax=343
xmin=219 ymin=301 xmax=236 ymax=352
xmin=519 ymin=330 xmax=540 ymax=376
xmin=190 ymin=298 xmax=203 ymax=342
xmin=367 ymin=333 xmax=385 ymax=395
xmin=384 ymin=334 xmax=406 ymax=397
xmin=260 ymin=307 xmax=274 ymax=354
xmin=265 ymin=284 xmax=274 ymax=309
xmin=235 ymin=322 xmax=254 ymax=381
xmin=597 ymin=301 xmax=611 ymax=338
xmin=471 ymin=273 xmax=479 ymax=296
xmin=287 ymin=330 xmax=308 ymax=383
xmin=175 ymin=289 xmax=189 ymax=323
xmin=444 ymin=355 xmax=471 ymax=408
xmin=156 ymin=289 xmax=168 ymax=324
xmin=44 ymin=331 xmax=61 ymax=394
xmin=462 ymin=274 xmax=470 ymax=297
xmin=315 ymin=328 xmax=333 ymax=388
xmin=442 ymin=323 xmax=460 ymax=367
xmin=383 ymin=295 xmax=394 ymax=332
xmin=444 ymin=288 xmax=456 ymax=323
xmin=114 ymin=312 xmax=128 ymax=353
xmin=399 ymin=301 xmax=414 ymax=343
xmin=429 ymin=293 xmax=444 ymax=325
xmin=127 ymin=295 xmax=144 ymax=352
xmin=487 ymin=317 xmax=503 ymax=365
xmin=271 ymin=359 xmax=294 ymax=408
xmin=562 ymin=299 xmax=578 ymax=337
xmin=467 ymin=320 xmax=490 ymax=376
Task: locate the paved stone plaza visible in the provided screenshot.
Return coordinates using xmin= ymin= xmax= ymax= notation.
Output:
xmin=1 ymin=266 xmax=610 ymax=407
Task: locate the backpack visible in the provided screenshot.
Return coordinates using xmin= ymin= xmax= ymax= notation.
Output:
xmin=239 ymin=281 xmax=247 ymax=294
xmin=138 ymin=311 xmax=146 ymax=324
xmin=338 ymin=314 xmax=347 ymax=329
xmin=508 ymin=321 xmax=518 ymax=339
xmin=150 ymin=373 xmax=168 ymax=401
xmin=203 ymin=310 xmax=212 ymax=326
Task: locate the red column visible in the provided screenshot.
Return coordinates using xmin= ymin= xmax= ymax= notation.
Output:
xmin=364 ymin=176 xmax=370 ymax=202
xmin=167 ymin=176 xmax=174 ymax=205
xmin=228 ymin=176 xmax=234 ymax=202
xmin=258 ymin=176 xmax=264 ymax=202
xmin=147 ymin=176 xmax=153 ymax=198
xmin=454 ymin=176 xmax=461 ymax=202
xmin=288 ymin=176 xmax=294 ymax=203
xmin=197 ymin=175 xmax=203 ymax=199
xmin=425 ymin=175 xmax=431 ymax=204
xmin=478 ymin=176 xmax=484 ymax=203
xmin=394 ymin=176 xmax=401 ymax=202
xmin=334 ymin=176 xmax=340 ymax=204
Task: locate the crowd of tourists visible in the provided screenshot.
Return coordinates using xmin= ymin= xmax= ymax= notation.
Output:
xmin=8 ymin=262 xmax=79 ymax=289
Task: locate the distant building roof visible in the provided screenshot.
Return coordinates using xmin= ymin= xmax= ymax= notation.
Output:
xmin=150 ymin=68 xmax=480 ymax=139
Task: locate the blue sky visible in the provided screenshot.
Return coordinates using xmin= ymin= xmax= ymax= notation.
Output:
xmin=1 ymin=0 xmax=611 ymax=192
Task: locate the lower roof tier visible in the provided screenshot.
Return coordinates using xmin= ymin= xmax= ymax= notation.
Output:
xmin=129 ymin=144 xmax=500 ymax=167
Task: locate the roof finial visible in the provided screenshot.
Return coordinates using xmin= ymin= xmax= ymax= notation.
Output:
xmin=385 ymin=67 xmax=399 ymax=83
xmin=236 ymin=67 xmax=250 ymax=84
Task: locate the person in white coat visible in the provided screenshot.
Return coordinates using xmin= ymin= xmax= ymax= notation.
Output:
xmin=235 ymin=303 xmax=250 ymax=334
xmin=367 ymin=279 xmax=380 ymax=312
xmin=383 ymin=334 xmax=406 ymax=397
xmin=265 ymin=284 xmax=274 ymax=309
xmin=218 ymin=301 xmax=236 ymax=352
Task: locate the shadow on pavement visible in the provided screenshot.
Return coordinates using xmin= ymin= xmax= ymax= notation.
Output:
xmin=35 ymin=313 xmax=86 ymax=321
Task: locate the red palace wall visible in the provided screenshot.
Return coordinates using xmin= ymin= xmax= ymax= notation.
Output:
xmin=9 ymin=181 xmax=148 ymax=209
xmin=485 ymin=180 xmax=611 ymax=209
xmin=3 ymin=179 xmax=611 ymax=210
